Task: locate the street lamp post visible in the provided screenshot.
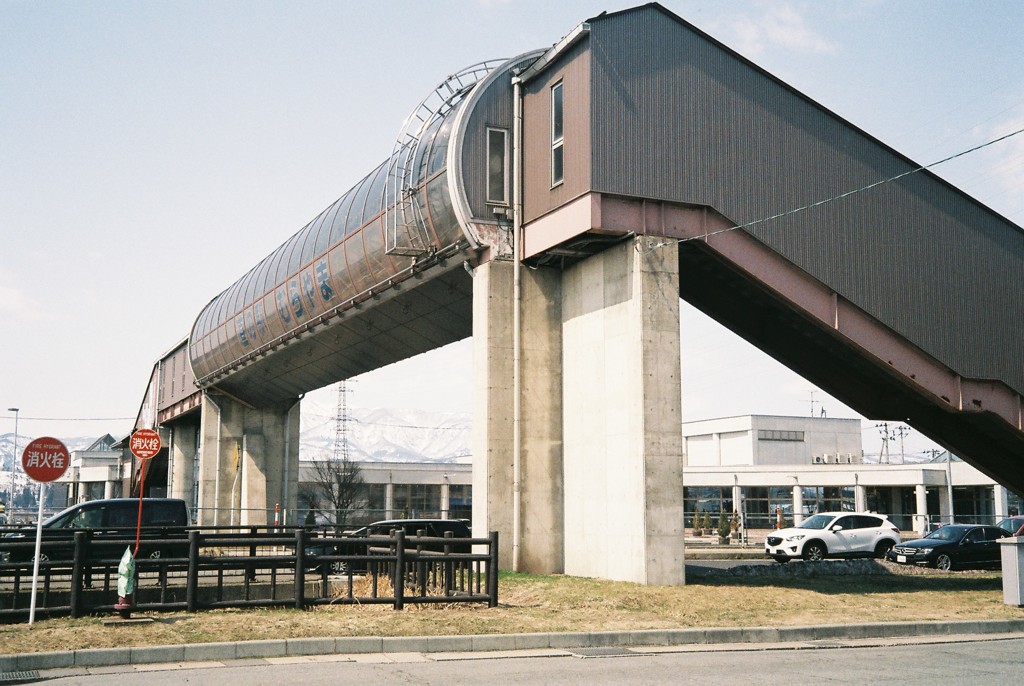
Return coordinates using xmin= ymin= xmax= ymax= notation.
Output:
xmin=7 ymin=408 xmax=18 ymax=520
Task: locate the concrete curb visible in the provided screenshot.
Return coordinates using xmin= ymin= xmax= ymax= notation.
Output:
xmin=4 ymin=619 xmax=1024 ymax=672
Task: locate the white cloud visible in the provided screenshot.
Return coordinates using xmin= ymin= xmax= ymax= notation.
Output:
xmin=727 ymin=4 xmax=836 ymax=57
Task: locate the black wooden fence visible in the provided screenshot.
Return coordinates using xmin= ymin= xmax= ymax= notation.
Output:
xmin=0 ymin=526 xmax=498 ymax=622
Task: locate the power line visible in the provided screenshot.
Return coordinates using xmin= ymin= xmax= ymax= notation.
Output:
xmin=2 ymin=416 xmax=133 ymax=422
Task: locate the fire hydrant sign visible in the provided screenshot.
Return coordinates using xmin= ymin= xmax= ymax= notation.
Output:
xmin=130 ymin=429 xmax=161 ymax=460
xmin=21 ymin=436 xmax=70 ymax=483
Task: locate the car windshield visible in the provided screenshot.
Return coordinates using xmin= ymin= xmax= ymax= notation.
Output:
xmin=925 ymin=526 xmax=965 ymax=541
xmin=798 ymin=514 xmax=834 ymax=530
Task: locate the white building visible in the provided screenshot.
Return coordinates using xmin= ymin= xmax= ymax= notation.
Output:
xmin=683 ymin=415 xmax=1020 ymax=535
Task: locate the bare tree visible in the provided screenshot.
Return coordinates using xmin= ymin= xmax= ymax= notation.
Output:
xmin=304 ymin=455 xmax=365 ymax=529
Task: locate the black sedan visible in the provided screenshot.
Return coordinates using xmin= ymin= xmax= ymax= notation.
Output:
xmin=888 ymin=524 xmax=1009 ymax=570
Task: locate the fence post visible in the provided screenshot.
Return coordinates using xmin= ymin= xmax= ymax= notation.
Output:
xmin=487 ymin=531 xmax=499 ymax=607
xmin=294 ymin=527 xmax=306 ymax=610
xmin=393 ymin=529 xmax=405 ymax=610
xmin=443 ymin=531 xmax=453 ymax=597
xmin=247 ymin=526 xmax=258 ymax=582
xmin=186 ymin=530 xmax=200 ymax=612
xmin=70 ymin=530 xmax=87 ymax=618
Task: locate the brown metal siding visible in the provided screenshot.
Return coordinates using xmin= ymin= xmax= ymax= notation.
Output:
xmin=587 ymin=7 xmax=1024 ymax=395
xmin=461 ymin=56 xmax=540 ymax=220
xmin=157 ymin=342 xmax=197 ymax=411
xmin=523 ymin=42 xmax=591 ymax=224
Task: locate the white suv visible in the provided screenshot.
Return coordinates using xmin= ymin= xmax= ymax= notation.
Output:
xmin=764 ymin=512 xmax=900 ymax=563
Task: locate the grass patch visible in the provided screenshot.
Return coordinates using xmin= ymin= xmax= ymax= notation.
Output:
xmin=0 ymin=569 xmax=1020 ymax=655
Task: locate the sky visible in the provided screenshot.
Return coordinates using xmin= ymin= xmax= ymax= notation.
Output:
xmin=2 ymin=0 xmax=1022 ymax=462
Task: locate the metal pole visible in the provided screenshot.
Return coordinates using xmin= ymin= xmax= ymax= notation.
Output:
xmin=946 ymin=453 xmax=955 ymax=525
xmin=28 ymin=482 xmax=46 ymax=626
xmin=510 ymin=73 xmax=524 ymax=573
xmin=7 ymin=408 xmax=18 ymax=521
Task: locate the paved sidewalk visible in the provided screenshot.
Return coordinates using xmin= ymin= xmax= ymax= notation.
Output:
xmin=3 ymin=619 xmax=1024 ymax=681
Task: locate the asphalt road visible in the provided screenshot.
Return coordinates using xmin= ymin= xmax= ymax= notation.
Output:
xmin=40 ymin=637 xmax=1024 ymax=686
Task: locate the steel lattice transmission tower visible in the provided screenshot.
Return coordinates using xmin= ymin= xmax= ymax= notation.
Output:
xmin=334 ymin=381 xmax=353 ymax=462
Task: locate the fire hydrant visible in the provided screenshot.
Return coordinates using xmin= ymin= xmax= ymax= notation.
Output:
xmin=114 ymin=547 xmax=136 ymax=619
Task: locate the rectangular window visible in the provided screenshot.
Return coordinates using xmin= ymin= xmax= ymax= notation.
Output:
xmin=551 ymin=81 xmax=564 ymax=187
xmin=757 ymin=429 xmax=805 ymax=442
xmin=486 ymin=128 xmax=509 ymax=205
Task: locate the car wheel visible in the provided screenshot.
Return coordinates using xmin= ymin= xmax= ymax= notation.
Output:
xmin=935 ymin=553 xmax=953 ymax=571
xmin=330 ymin=559 xmax=350 ymax=574
xmin=803 ymin=541 xmax=826 ymax=562
xmin=148 ymin=549 xmax=163 ymax=560
xmin=874 ymin=540 xmax=895 ymax=559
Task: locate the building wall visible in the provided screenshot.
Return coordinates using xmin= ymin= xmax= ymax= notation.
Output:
xmin=522 ymin=40 xmax=591 ymax=224
xmin=683 ymin=415 xmax=862 ymax=467
xmin=586 ymin=6 xmax=1024 ymax=394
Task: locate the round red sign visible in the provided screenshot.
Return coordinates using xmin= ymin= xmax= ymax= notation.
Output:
xmin=129 ymin=428 xmax=162 ymax=460
xmin=21 ymin=436 xmax=71 ymax=483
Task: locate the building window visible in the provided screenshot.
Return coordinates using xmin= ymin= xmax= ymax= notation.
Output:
xmin=448 ymin=484 xmax=472 ymax=520
xmin=486 ymin=128 xmax=508 ymax=205
xmin=392 ymin=484 xmax=441 ymax=519
xmin=801 ymin=486 xmax=855 ymax=516
xmin=684 ymin=486 xmax=734 ymax=522
xmin=742 ymin=487 xmax=796 ymax=529
xmin=550 ymin=81 xmax=564 ymax=187
xmin=757 ymin=430 xmax=805 ymax=442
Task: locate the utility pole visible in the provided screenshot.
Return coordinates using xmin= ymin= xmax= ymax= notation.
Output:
xmin=875 ymin=422 xmax=892 ymax=464
xmin=893 ymin=425 xmax=910 ymax=464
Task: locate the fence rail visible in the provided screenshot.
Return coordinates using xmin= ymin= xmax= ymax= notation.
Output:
xmin=0 ymin=526 xmax=498 ymax=623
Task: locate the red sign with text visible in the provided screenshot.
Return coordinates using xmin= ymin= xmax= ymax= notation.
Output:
xmin=21 ymin=437 xmax=70 ymax=483
xmin=129 ymin=429 xmax=161 ymax=460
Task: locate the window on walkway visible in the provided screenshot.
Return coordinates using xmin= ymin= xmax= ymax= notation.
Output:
xmin=486 ymin=128 xmax=508 ymax=205
xmin=551 ymin=81 xmax=564 ymax=187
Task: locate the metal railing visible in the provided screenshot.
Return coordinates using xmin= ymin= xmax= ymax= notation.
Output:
xmin=0 ymin=526 xmax=498 ymax=623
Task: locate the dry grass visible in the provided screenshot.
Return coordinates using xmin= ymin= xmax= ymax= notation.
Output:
xmin=1 ymin=569 xmax=1021 ymax=656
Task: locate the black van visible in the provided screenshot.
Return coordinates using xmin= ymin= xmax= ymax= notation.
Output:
xmin=1 ymin=498 xmax=190 ymax=563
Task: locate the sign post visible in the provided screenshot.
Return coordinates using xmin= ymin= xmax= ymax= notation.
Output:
xmin=21 ymin=437 xmax=70 ymax=626
xmin=128 ymin=428 xmax=161 ymax=555
xmin=115 ymin=429 xmax=161 ymax=619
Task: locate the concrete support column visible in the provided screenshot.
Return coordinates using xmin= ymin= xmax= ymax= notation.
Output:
xmin=441 ymin=478 xmax=450 ymax=519
xmin=562 ymin=237 xmax=684 ymax=585
xmin=915 ymin=484 xmax=929 ymax=535
xmin=196 ymin=393 xmax=299 ymax=527
xmin=472 ymin=260 xmax=514 ymax=565
xmin=472 ymin=259 xmax=564 ymax=574
xmin=855 ymin=483 xmax=867 ymax=513
xmin=792 ymin=485 xmax=803 ymax=526
xmin=995 ymin=485 xmax=1009 ymax=520
xmin=169 ymin=422 xmax=198 ymax=508
xmin=385 ymin=482 xmax=394 ymax=520
xmin=103 ymin=480 xmax=115 ymax=500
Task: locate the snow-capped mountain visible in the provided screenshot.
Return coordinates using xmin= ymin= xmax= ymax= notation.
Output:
xmin=299 ymin=401 xmax=471 ymax=464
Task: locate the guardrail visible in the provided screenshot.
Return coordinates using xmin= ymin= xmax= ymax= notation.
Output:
xmin=0 ymin=526 xmax=498 ymax=622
